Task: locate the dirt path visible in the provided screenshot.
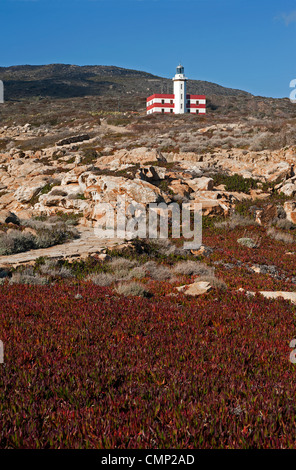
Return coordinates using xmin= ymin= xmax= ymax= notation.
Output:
xmin=0 ymin=227 xmax=123 ymax=268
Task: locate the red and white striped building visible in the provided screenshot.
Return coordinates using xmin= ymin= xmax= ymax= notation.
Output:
xmin=146 ymin=65 xmax=206 ymax=115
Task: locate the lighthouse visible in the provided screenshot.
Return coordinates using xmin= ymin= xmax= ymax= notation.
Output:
xmin=173 ymin=64 xmax=187 ymax=114
xmin=146 ymin=64 xmax=206 ymax=115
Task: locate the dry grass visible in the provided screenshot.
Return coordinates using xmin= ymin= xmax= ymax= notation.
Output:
xmin=86 ymin=272 xmax=114 ymax=286
xmin=143 ymin=261 xmax=172 ymax=280
xmin=115 ymin=281 xmax=150 ymax=297
xmin=107 ymin=258 xmax=137 ymax=271
xmin=272 ymin=218 xmax=296 ymax=231
xmin=9 ymin=267 xmax=49 ymax=285
xmin=172 ymin=260 xmax=214 ymax=277
xmin=39 ymin=260 xmax=73 ymax=278
xmin=215 ymin=214 xmax=257 ymax=230
xmin=266 ymin=227 xmax=294 ymax=244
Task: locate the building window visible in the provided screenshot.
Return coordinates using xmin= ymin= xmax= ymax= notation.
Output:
xmin=187 ymin=109 xmax=190 ymax=113
xmin=170 ymin=109 xmax=173 ymax=113
xmin=170 ymin=100 xmax=173 ymax=104
xmin=181 ymin=94 xmax=183 ymax=99
xmin=196 ymin=101 xmax=199 ymax=105
xmin=162 ymin=109 xmax=164 ymax=113
xmin=196 ymin=110 xmax=199 ymax=114
xmin=162 ymin=99 xmax=165 ymax=104
xmin=181 ymin=104 xmax=182 ymax=109
xmin=181 ymin=84 xmax=183 ymax=89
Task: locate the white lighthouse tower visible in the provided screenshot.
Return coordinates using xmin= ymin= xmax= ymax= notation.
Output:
xmin=173 ymin=64 xmax=187 ymax=114
xmin=146 ymin=65 xmax=206 ymax=115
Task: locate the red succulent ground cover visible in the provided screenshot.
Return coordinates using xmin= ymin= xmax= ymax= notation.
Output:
xmin=1 ymin=281 xmax=296 ymax=449
xmin=203 ymin=226 xmax=296 ymax=276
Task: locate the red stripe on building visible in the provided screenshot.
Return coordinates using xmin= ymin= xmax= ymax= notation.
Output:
xmin=187 ymin=104 xmax=206 ymax=109
xmin=147 ymin=103 xmax=175 ymax=111
xmin=186 ymin=94 xmax=206 ymax=99
xmin=146 ymin=93 xmax=175 ymax=102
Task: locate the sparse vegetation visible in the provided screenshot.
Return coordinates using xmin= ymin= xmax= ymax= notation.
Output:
xmin=115 ymin=281 xmax=151 ymax=297
xmin=1 ymin=65 xmax=296 ymax=450
xmin=210 ymin=173 xmax=259 ymax=193
xmin=267 ymin=226 xmax=294 ymax=244
xmin=0 ymin=216 xmax=79 ymax=255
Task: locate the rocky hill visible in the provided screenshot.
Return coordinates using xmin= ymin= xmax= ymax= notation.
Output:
xmin=0 ymin=63 xmax=251 ymax=100
xmin=0 ymin=64 xmax=295 ymax=122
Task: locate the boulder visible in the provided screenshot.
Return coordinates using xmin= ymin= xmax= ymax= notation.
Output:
xmin=14 ymin=178 xmax=50 ymax=203
xmin=260 ymin=291 xmax=296 ymax=304
xmin=266 ymin=161 xmax=292 ymax=182
xmin=56 ymin=134 xmax=90 ymax=146
xmin=279 ymin=183 xmax=296 ymax=197
xmin=284 ymin=201 xmax=296 ymax=224
xmin=79 ymin=172 xmax=168 ymax=205
xmin=78 ymin=172 xmax=169 ymax=228
xmin=176 ymin=281 xmax=212 ymax=297
xmin=191 ymin=196 xmax=229 ymax=216
xmin=61 ymin=173 xmax=79 ymax=185
xmin=138 ymin=165 xmax=166 ymax=182
xmin=98 ymin=147 xmax=164 ymax=166
xmin=0 ymin=210 xmax=20 ymax=225
xmin=186 ymin=177 xmax=214 ymax=192
xmin=191 ymin=245 xmax=213 ymax=257
xmin=255 ymin=204 xmax=277 ymax=225
xmin=0 ymin=192 xmax=16 ymax=209
xmin=168 ymin=180 xmax=193 ymax=198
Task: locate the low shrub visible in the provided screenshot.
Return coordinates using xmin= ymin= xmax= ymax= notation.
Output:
xmin=0 ymin=217 xmax=80 ymax=256
xmin=211 ymin=173 xmax=259 ymax=194
xmin=115 ymin=281 xmax=151 ymax=297
xmin=237 ymin=237 xmax=259 ymax=248
xmin=215 ymin=213 xmax=257 ymax=230
xmin=39 ymin=260 xmax=73 ymax=279
xmin=272 ymin=218 xmax=296 ymax=231
xmin=86 ymin=272 xmax=115 ymax=286
xmin=267 ymin=227 xmax=294 ymax=244
xmin=173 ymin=260 xmax=214 ymax=277
xmin=9 ymin=271 xmax=48 ymax=285
xmin=0 ymin=230 xmax=35 ymax=255
xmin=143 ymin=261 xmax=172 ymax=280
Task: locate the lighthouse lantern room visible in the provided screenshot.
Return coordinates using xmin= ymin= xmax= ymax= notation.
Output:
xmin=173 ymin=64 xmax=187 ymax=114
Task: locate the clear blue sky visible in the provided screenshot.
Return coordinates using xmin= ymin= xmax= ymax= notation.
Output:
xmin=1 ymin=0 xmax=296 ymax=97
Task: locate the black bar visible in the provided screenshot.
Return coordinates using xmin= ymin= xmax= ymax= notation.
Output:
xmin=0 ymin=449 xmax=294 ymax=467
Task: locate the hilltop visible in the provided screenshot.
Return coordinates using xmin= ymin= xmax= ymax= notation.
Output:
xmin=0 ymin=63 xmax=295 ymax=123
xmin=0 ymin=63 xmax=251 ymax=100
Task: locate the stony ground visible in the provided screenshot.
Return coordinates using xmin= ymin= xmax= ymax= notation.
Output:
xmin=1 ymin=105 xmax=296 ymax=449
xmin=0 ymin=226 xmax=122 ymax=268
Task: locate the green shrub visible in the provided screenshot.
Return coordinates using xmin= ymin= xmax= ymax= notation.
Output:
xmin=211 ymin=173 xmax=259 ymax=194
